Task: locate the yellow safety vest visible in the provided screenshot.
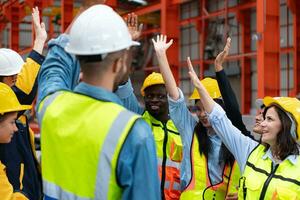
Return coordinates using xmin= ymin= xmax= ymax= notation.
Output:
xmin=143 ymin=111 xmax=183 ymax=200
xmin=238 ymin=144 xmax=300 ymax=200
xmin=40 ymin=91 xmax=139 ymax=199
xmin=180 ymin=133 xmax=241 ymax=200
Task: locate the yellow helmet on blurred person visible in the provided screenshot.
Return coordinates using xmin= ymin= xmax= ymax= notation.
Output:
xmin=141 ymin=72 xmax=165 ymax=96
xmin=263 ymin=96 xmax=300 ymax=140
xmin=189 ymin=77 xmax=221 ymax=100
xmin=0 ymin=82 xmax=31 ymax=115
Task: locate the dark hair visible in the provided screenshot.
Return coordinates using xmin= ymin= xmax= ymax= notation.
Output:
xmin=194 ymin=99 xmax=234 ymax=166
xmin=0 ymin=112 xmax=16 ymax=122
xmin=263 ymin=105 xmax=299 ymax=160
xmin=77 ymin=54 xmax=104 ymax=64
xmin=0 ymin=76 xmax=4 ymax=83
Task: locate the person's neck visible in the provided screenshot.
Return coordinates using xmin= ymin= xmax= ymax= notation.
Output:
xmin=207 ymin=127 xmax=215 ymax=136
xmin=82 ymin=75 xmax=114 ymax=91
xmin=153 ymin=113 xmax=169 ymax=124
xmin=270 ymin=145 xmax=281 ymax=161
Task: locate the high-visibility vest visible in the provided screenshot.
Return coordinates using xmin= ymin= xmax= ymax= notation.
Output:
xmin=238 ymin=144 xmax=300 ymax=200
xmin=180 ymin=133 xmax=241 ymax=200
xmin=40 ymin=91 xmax=140 ymax=199
xmin=143 ymin=111 xmax=183 ymax=200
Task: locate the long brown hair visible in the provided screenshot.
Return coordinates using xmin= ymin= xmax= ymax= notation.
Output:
xmin=263 ymin=105 xmax=299 ymax=160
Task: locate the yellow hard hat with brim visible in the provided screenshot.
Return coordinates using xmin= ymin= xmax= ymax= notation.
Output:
xmin=189 ymin=77 xmax=221 ymax=100
xmin=140 ymin=72 xmax=165 ymax=96
xmin=263 ymin=96 xmax=300 ymax=140
xmin=0 ymin=82 xmax=31 ymax=115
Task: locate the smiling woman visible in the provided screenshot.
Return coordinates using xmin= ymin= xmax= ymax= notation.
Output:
xmin=189 ymin=59 xmax=300 ymax=199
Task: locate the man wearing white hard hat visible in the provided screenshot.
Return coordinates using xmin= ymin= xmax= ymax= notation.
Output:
xmin=0 ymin=7 xmax=47 ymax=200
xmin=37 ymin=4 xmax=160 ymax=200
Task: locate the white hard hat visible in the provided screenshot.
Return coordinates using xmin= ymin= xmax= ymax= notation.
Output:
xmin=65 ymin=5 xmax=140 ymax=56
xmin=0 ymin=48 xmax=24 ymax=76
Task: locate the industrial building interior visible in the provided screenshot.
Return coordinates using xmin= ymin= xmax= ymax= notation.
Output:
xmin=0 ymin=0 xmax=299 ymax=118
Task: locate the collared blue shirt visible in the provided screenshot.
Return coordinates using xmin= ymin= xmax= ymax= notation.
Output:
xmin=37 ymin=34 xmax=160 ymax=200
xmin=208 ymin=102 xmax=299 ymax=173
xmin=167 ymin=88 xmax=225 ymax=187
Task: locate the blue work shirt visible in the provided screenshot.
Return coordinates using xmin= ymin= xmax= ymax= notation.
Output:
xmin=37 ymin=34 xmax=160 ymax=200
xmin=208 ymin=103 xmax=299 ymax=172
xmin=167 ymin=88 xmax=225 ymax=187
xmin=115 ymin=79 xmax=144 ymax=115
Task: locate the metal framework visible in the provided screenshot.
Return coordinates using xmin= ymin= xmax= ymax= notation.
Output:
xmin=0 ymin=0 xmax=300 ymax=115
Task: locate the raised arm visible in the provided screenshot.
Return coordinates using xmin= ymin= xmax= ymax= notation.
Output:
xmin=13 ymin=7 xmax=47 ymax=104
xmin=214 ymin=38 xmax=252 ymax=138
xmin=152 ymin=35 xmax=179 ymax=100
xmin=187 ymin=58 xmax=258 ymax=172
xmin=187 ymin=57 xmax=215 ymax=113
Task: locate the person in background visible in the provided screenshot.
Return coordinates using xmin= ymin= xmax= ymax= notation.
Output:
xmin=152 ymin=34 xmax=242 ymax=200
xmin=37 ymin=5 xmax=160 ymax=200
xmin=188 ymin=51 xmax=300 ymax=199
xmin=116 ymin=15 xmax=182 ymax=200
xmin=0 ymin=7 xmax=46 ymax=200
xmin=117 ymin=72 xmax=183 ymax=200
xmin=0 ymin=82 xmax=32 ymax=200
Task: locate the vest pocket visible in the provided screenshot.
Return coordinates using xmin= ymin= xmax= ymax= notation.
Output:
xmin=275 ymin=187 xmax=298 ymax=200
xmin=239 ymin=175 xmax=263 ymax=199
xmin=170 ymin=137 xmax=183 ymax=162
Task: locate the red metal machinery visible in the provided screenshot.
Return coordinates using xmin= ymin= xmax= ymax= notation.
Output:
xmin=1 ymin=0 xmax=300 ymax=118
xmin=287 ymin=0 xmax=300 ymax=96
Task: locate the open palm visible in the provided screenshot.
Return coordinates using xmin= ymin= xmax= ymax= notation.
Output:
xmin=187 ymin=57 xmax=201 ymax=89
xmin=32 ymin=6 xmax=47 ymax=41
xmin=152 ymin=34 xmax=173 ymax=54
xmin=215 ymin=37 xmax=231 ymax=67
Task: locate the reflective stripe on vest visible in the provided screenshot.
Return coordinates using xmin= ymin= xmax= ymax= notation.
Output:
xmin=142 ymin=111 xmax=182 ymax=199
xmin=238 ymin=144 xmax=300 ymax=200
xmin=41 ymin=91 xmax=140 ymax=199
xmin=37 ymin=91 xmax=61 ymax=126
xmin=180 ymin=133 xmax=241 ymax=200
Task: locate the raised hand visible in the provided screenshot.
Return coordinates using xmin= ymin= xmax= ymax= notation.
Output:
xmin=215 ymin=37 xmax=231 ymax=71
xmin=187 ymin=57 xmax=201 ymax=89
xmin=152 ymin=34 xmax=173 ymax=55
xmin=32 ymin=6 xmax=47 ymax=43
xmin=32 ymin=6 xmax=47 ymax=54
xmin=126 ymin=13 xmax=143 ymax=40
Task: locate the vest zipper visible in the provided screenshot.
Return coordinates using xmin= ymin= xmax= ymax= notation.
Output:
xmin=160 ymin=122 xmax=168 ymax=200
xmin=258 ymin=163 xmax=279 ymax=200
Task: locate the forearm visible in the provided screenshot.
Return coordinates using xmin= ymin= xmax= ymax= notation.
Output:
xmin=15 ymin=50 xmax=44 ymax=95
xmin=195 ymin=83 xmax=215 ymax=113
xmin=155 ymin=52 xmax=179 ymax=100
xmin=116 ymin=80 xmax=144 ymax=115
xmin=32 ymin=38 xmax=46 ymax=55
xmin=216 ymin=70 xmax=248 ymax=133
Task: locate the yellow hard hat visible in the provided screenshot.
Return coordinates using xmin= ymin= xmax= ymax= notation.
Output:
xmin=0 ymin=82 xmax=31 ymax=115
xmin=189 ymin=77 xmax=221 ymax=100
xmin=140 ymin=72 xmax=165 ymax=96
xmin=263 ymin=96 xmax=300 ymax=140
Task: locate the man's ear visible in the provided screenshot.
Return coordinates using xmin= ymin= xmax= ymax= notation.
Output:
xmin=112 ymin=56 xmax=126 ymax=74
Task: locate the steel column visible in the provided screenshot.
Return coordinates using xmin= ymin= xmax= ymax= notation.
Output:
xmin=256 ymin=0 xmax=280 ymax=97
xmin=287 ymin=0 xmax=300 ymax=96
xmin=61 ymin=0 xmax=73 ymax=32
xmin=237 ymin=10 xmax=252 ymax=113
xmin=161 ymin=0 xmax=180 ymax=83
